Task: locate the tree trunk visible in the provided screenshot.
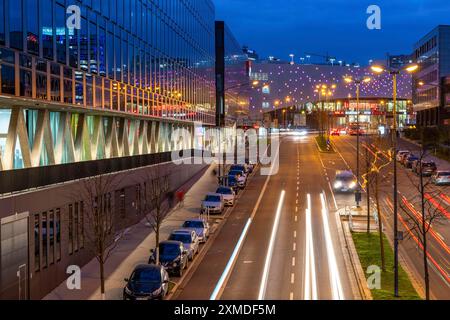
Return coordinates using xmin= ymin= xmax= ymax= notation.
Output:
xmin=155 ymin=219 xmax=160 ymax=265
xmin=366 ymin=147 xmax=371 ymax=233
xmin=375 ymin=175 xmax=386 ymax=272
xmin=99 ymin=254 xmax=106 ymax=300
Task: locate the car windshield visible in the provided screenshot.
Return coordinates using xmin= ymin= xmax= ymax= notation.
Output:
xmin=159 ymin=244 xmax=180 ymax=256
xmin=229 ymin=171 xmax=242 ymax=176
xmin=231 ymin=166 xmax=245 ymax=171
xmin=336 ymin=173 xmax=354 ymax=181
xmin=423 ymin=163 xmax=436 ymax=168
xmin=205 ymin=195 xmax=221 ymax=202
xmin=170 ymin=233 xmax=192 ymax=243
xmin=183 ymin=221 xmax=204 ymax=229
xmin=217 ymin=188 xmax=232 ymax=195
xmin=131 ymin=269 xmax=161 ymax=283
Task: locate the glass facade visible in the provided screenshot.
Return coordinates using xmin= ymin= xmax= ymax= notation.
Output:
xmin=0 ymin=0 xmax=216 ymax=124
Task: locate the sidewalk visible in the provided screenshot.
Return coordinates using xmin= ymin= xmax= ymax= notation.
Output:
xmin=44 ymin=164 xmax=219 ymax=300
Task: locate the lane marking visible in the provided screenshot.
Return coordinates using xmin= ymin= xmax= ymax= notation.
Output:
xmin=258 ymin=190 xmax=286 ymax=300
xmin=320 ymin=193 xmax=345 ymax=300
xmin=293 ymin=243 xmax=297 ymax=251
xmin=291 ymin=273 xmax=295 ymax=284
xmin=292 ymin=257 xmax=296 ymax=267
xmin=290 ymin=292 xmax=294 ymax=300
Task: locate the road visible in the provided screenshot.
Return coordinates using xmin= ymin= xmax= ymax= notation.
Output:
xmin=172 ymin=134 xmax=360 ymax=300
xmin=333 ymin=135 xmax=450 ymax=299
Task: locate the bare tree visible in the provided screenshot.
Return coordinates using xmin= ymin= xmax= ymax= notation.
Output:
xmin=74 ymin=174 xmax=129 ymax=300
xmin=400 ymin=145 xmax=448 ymax=300
xmin=142 ymin=166 xmax=171 ymax=265
xmin=362 ymin=136 xmax=393 ymax=272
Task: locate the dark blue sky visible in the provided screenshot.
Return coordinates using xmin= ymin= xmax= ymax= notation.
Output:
xmin=214 ymin=0 xmax=450 ymax=65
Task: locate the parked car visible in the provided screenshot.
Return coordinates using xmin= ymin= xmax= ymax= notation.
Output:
xmin=227 ymin=175 xmax=240 ymax=192
xmin=413 ymin=161 xmax=437 ymax=177
xmin=230 ymin=164 xmax=249 ymax=175
xmin=182 ymin=219 xmax=210 ymax=243
xmin=432 ymin=171 xmax=450 ymax=186
xmin=245 ymin=161 xmax=256 ymax=173
xmin=404 ymin=154 xmax=419 ymax=169
xmin=123 ymin=264 xmax=169 ymax=300
xmin=396 ymin=150 xmax=410 ymax=162
xmin=201 ymin=193 xmax=225 ymax=215
xmin=228 ymin=170 xmax=247 ymax=188
xmin=333 ymin=170 xmax=357 ymax=193
xmin=169 ymin=229 xmax=200 ymax=261
xmin=149 ymin=241 xmax=188 ymax=277
xmin=216 ymin=186 xmax=236 ymax=206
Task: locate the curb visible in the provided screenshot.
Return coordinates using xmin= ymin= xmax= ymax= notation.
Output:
xmin=314 ymin=136 xmax=336 ymax=154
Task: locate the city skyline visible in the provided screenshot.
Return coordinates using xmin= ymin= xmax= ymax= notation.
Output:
xmin=215 ymin=0 xmax=450 ymax=65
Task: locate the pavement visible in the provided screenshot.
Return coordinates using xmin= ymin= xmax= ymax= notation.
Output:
xmin=333 ymin=135 xmax=450 ymax=299
xmin=44 ymin=164 xmax=220 ymax=300
xmin=173 ymin=135 xmax=362 ymax=300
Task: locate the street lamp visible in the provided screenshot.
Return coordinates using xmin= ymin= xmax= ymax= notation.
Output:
xmin=371 ymin=63 xmax=419 ymax=298
xmin=343 ymin=76 xmax=371 ymax=208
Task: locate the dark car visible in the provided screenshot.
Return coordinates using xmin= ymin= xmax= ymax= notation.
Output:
xmin=123 ymin=264 xmax=169 ymax=300
xmin=413 ymin=161 xmax=437 ymax=177
xmin=149 ymin=241 xmax=188 ymax=277
xmin=333 ymin=170 xmax=357 ymax=193
xmin=227 ymin=175 xmax=240 ymax=192
xmin=230 ymin=164 xmax=248 ymax=174
xmin=404 ymin=154 xmax=419 ymax=169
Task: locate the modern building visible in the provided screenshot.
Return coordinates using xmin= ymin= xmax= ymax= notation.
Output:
xmin=0 ymin=0 xmax=219 ymax=300
xmin=215 ymin=21 xmax=249 ymax=127
xmin=248 ymin=63 xmax=413 ymax=128
xmin=413 ymin=25 xmax=450 ymax=126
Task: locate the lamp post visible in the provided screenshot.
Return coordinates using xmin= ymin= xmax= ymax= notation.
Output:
xmin=371 ymin=63 xmax=419 ymax=298
xmin=344 ymin=76 xmax=371 ymax=208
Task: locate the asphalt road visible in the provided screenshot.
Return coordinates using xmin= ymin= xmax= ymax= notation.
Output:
xmin=333 ymin=135 xmax=450 ymax=299
xmin=173 ymin=134 xmax=359 ymax=300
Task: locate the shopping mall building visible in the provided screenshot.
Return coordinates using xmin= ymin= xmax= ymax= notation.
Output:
xmin=248 ymin=63 xmax=414 ymax=130
xmin=0 ymin=0 xmax=249 ymax=300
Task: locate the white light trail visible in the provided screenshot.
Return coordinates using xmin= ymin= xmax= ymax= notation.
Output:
xmin=320 ymin=193 xmax=345 ymax=300
xmin=304 ymin=194 xmax=318 ymax=300
xmin=258 ymin=190 xmax=286 ymax=300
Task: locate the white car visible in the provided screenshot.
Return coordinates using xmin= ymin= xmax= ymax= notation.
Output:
xmin=201 ymin=193 xmax=225 ymax=215
xmin=169 ymin=229 xmax=200 ymax=261
xmin=182 ymin=219 xmax=210 ymax=243
xmin=216 ymin=186 xmax=236 ymax=206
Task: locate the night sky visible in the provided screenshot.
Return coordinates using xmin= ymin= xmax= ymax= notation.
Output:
xmin=214 ymin=0 xmax=450 ymax=66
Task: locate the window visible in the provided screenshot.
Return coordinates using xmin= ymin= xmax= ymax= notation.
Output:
xmin=0 ymin=0 xmax=4 ymax=45
xmin=56 ymin=4 xmax=66 ymax=64
xmin=56 ymin=209 xmax=61 ymax=261
xmin=49 ymin=210 xmax=55 ymax=265
xmin=9 ymin=0 xmax=23 ymax=50
xmin=34 ymin=214 xmax=40 ymax=271
xmin=135 ymin=184 xmax=141 ymax=215
xmin=26 ymin=0 xmax=39 ymax=55
xmin=41 ymin=0 xmax=53 ymax=59
xmin=42 ymin=212 xmax=48 ymax=268
xmin=80 ymin=202 xmax=84 ymax=249
xmin=1 ymin=64 xmax=15 ymax=95
xmin=74 ymin=202 xmax=79 ymax=252
xmin=68 ymin=204 xmax=74 ymax=255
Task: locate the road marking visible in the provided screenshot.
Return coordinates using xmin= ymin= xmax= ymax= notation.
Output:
xmin=291 ymin=273 xmax=295 ymax=284
xmin=320 ymin=193 xmax=345 ymax=300
xmin=258 ymin=190 xmax=286 ymax=300
xmin=294 ymin=231 xmax=297 ymax=238
xmin=295 ymin=215 xmax=298 ymax=222
xmin=304 ymin=193 xmax=318 ymax=300
xmin=292 ymin=257 xmax=296 ymax=267
xmin=293 ymin=243 xmax=297 ymax=251
xmin=290 ymin=292 xmax=294 ymax=300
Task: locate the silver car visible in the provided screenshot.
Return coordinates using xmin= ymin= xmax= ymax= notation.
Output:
xmin=182 ymin=219 xmax=210 ymax=243
xmin=216 ymin=186 xmax=236 ymax=206
xmin=169 ymin=229 xmax=200 ymax=261
xmin=201 ymin=193 xmax=225 ymax=215
xmin=432 ymin=171 xmax=450 ymax=186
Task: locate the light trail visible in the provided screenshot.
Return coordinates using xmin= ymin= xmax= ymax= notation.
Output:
xmin=258 ymin=190 xmax=286 ymax=300
xmin=304 ymin=194 xmax=318 ymax=300
xmin=320 ymin=193 xmax=345 ymax=300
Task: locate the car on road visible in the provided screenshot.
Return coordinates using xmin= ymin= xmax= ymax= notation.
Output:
xmin=330 ymin=128 xmax=340 ymax=136
xmin=169 ymin=229 xmax=200 ymax=261
xmin=201 ymin=193 xmax=225 ymax=215
xmin=149 ymin=241 xmax=188 ymax=277
xmin=412 ymin=160 xmax=437 ymax=177
xmin=182 ymin=219 xmax=210 ymax=243
xmin=432 ymin=171 xmax=450 ymax=186
xmin=404 ymin=154 xmax=419 ymax=169
xmin=230 ymin=164 xmax=249 ymax=175
xmin=123 ymin=264 xmax=170 ymax=300
xmin=245 ymin=161 xmax=256 ymax=173
xmin=396 ymin=150 xmax=411 ymax=162
xmin=333 ymin=170 xmax=358 ymax=193
xmin=216 ymin=186 xmax=236 ymax=206
xmin=228 ymin=170 xmax=247 ymax=188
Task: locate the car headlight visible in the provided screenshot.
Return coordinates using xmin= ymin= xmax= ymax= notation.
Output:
xmin=334 ymin=182 xmax=342 ymax=189
xmin=349 ymin=182 xmax=357 ymax=189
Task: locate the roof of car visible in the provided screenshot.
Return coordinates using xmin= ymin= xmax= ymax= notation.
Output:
xmin=206 ymin=192 xmax=222 ymax=197
xmin=217 ymin=186 xmax=232 ymax=190
xmin=134 ymin=264 xmax=160 ymax=272
xmin=336 ymin=170 xmax=353 ymax=176
xmin=172 ymin=229 xmax=195 ymax=234
xmin=160 ymin=240 xmax=183 ymax=246
xmin=184 ymin=218 xmax=205 ymax=223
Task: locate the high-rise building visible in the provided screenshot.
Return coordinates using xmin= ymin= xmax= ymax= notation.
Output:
xmin=0 ymin=0 xmax=217 ymax=300
xmin=413 ymin=25 xmax=450 ymax=126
